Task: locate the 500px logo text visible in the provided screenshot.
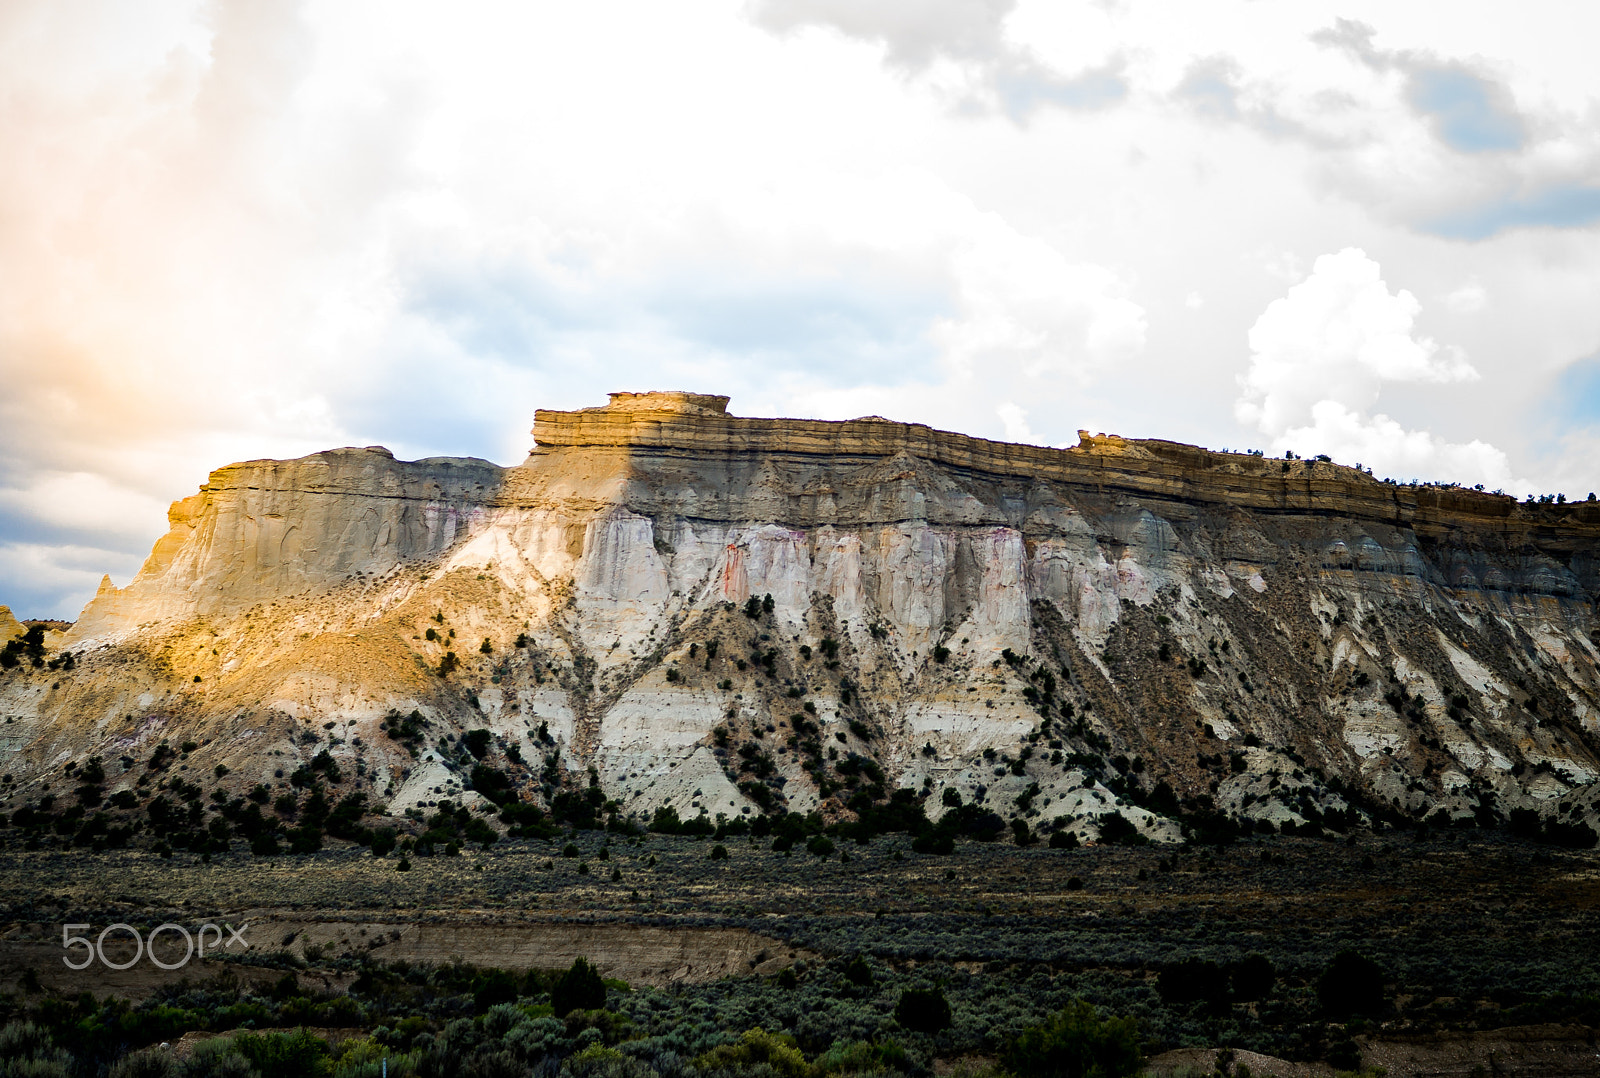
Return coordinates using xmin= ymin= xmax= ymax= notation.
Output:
xmin=61 ymin=923 xmax=249 ymax=970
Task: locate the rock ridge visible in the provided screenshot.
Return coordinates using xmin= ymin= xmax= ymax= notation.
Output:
xmin=2 ymin=391 xmax=1598 ymax=852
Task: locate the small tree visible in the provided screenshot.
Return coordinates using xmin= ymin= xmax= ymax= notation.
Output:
xmin=895 ymin=987 xmax=952 ymax=1034
xmin=552 ymin=957 xmax=607 ymax=1017
xmin=1230 ymin=953 xmax=1276 ymax=1001
xmin=1317 ymin=949 xmax=1385 ymax=1016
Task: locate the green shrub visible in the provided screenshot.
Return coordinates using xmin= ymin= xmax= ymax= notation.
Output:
xmin=1000 ymin=999 xmax=1141 ymax=1078
xmin=233 ymin=1028 xmax=331 ymax=1078
xmin=814 ymin=1038 xmax=909 ymax=1075
xmin=806 ymin=835 xmax=836 ymax=858
xmin=694 ymin=1028 xmax=811 ymax=1078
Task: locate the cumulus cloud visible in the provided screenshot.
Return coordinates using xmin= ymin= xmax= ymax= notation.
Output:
xmin=1236 ymin=248 xmax=1476 ymax=431
xmin=1236 ymin=249 xmax=1514 ymax=488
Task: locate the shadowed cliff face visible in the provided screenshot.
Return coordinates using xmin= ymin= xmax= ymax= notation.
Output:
xmin=4 ymin=392 xmax=1599 ymax=845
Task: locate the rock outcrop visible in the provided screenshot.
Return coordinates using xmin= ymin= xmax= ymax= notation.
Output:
xmin=4 ymin=391 xmax=1599 ymax=846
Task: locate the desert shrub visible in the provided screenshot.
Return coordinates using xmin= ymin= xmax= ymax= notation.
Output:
xmin=233 ymin=1029 xmax=331 ymax=1078
xmin=1157 ymin=959 xmax=1228 ymax=1013
xmin=806 ymin=836 xmax=836 ymax=858
xmin=694 ymin=1029 xmax=810 ymax=1078
xmin=894 ymin=988 xmax=952 ymax=1035
xmin=553 ymin=959 xmax=607 ymax=1018
xmin=1000 ymin=1000 xmax=1141 ymax=1078
xmin=560 ymin=1044 xmax=658 ymax=1078
xmin=109 ymin=1048 xmax=179 ymax=1078
xmin=503 ymin=1017 xmax=569 ymax=1062
xmin=843 ymin=957 xmax=875 ymax=988
xmin=180 ymin=1038 xmax=255 ymax=1078
xmin=463 ymin=730 xmax=492 ymax=759
xmin=1229 ymin=954 xmax=1275 ymax=1001
xmin=1316 ymin=951 xmax=1385 ymax=1017
xmin=813 ymin=1039 xmax=909 ymax=1075
xmin=0 ymin=1022 xmax=73 ymax=1078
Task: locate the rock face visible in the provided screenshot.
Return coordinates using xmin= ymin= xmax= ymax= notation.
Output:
xmin=4 ymin=391 xmax=1600 ymax=844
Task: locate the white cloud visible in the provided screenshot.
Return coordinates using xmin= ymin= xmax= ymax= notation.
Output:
xmin=746 ymin=0 xmax=1126 ymax=119
xmin=995 ymin=401 xmax=1033 ymax=443
xmin=1278 ymin=400 xmax=1516 ymax=491
xmin=1236 ymin=248 xmax=1475 ymax=432
xmin=1446 ymin=280 xmax=1488 ymax=313
xmin=2 ymin=1 xmax=1599 ymax=616
xmin=1236 ymin=248 xmax=1515 ymax=489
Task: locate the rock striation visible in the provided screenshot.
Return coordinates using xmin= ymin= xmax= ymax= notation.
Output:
xmin=4 ymin=391 xmax=1600 ymax=845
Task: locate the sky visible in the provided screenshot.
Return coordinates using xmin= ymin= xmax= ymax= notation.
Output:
xmin=2 ymin=0 xmax=1600 ymax=619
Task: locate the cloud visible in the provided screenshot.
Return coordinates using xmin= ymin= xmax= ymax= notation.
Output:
xmin=1445 ymin=281 xmax=1487 ymax=314
xmin=1313 ymin=19 xmax=1525 ymax=152
xmin=995 ymin=402 xmax=1033 ymax=443
xmin=1236 ymin=248 xmax=1476 ymax=433
xmin=1232 ymin=18 xmax=1600 ymax=241
xmin=1235 ymin=249 xmax=1512 ymax=488
xmin=745 ymin=0 xmax=1125 ymax=120
xmin=1277 ymin=401 xmax=1516 ymax=491
xmin=748 ymin=0 xmax=1016 ymax=70
xmin=1173 ymin=56 xmax=1242 ymax=122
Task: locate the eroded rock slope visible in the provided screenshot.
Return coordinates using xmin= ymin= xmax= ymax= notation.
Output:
xmin=4 ymin=391 xmax=1599 ymax=845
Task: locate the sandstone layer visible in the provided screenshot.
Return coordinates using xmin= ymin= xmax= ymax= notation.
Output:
xmin=4 ymin=391 xmax=1599 ymax=844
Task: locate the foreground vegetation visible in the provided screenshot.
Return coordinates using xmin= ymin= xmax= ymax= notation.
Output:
xmin=1 ymin=826 xmax=1596 ymax=1077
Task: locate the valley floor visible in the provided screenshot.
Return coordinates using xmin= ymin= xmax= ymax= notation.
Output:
xmin=1 ymin=831 xmax=1598 ymax=1074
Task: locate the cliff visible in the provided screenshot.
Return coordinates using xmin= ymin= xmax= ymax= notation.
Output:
xmin=3 ymin=391 xmax=1598 ymax=848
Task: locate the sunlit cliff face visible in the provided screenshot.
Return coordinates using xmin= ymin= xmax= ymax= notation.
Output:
xmin=1 ymin=392 xmax=1596 ymax=846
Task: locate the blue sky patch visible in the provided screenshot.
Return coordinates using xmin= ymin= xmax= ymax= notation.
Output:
xmin=1406 ymin=66 xmax=1524 ymax=153
xmin=1423 ymin=184 xmax=1600 ymax=240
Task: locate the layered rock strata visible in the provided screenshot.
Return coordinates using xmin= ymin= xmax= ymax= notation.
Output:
xmin=3 ymin=391 xmax=1599 ymax=844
